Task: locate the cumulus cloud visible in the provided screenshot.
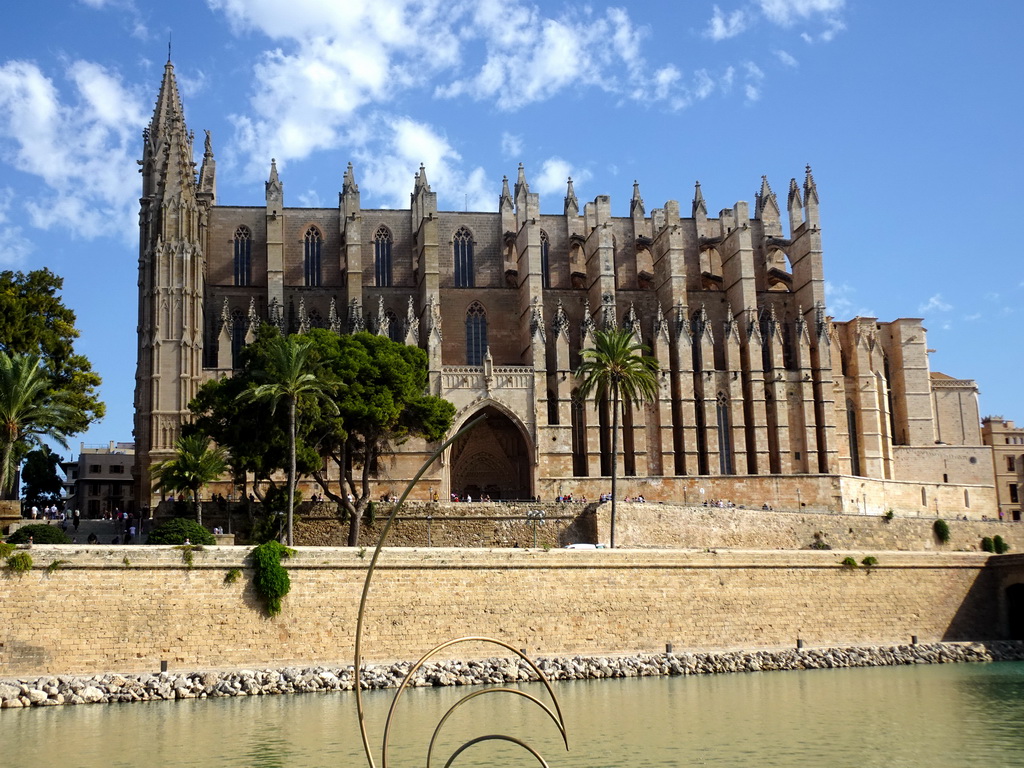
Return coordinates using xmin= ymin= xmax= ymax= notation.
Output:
xmin=353 ymin=116 xmax=491 ymax=211
xmin=758 ymin=0 xmax=845 ymax=26
xmin=0 ymin=59 xmax=147 ymax=242
xmin=744 ymin=62 xmax=765 ymax=102
xmin=705 ymin=6 xmax=748 ymax=41
xmin=0 ymin=188 xmax=33 ymax=266
xmin=531 ymin=158 xmax=592 ymax=198
xmin=826 ymin=281 xmax=874 ymax=319
xmin=918 ymin=294 xmax=952 ymax=314
xmin=501 ymin=132 xmax=524 ymax=159
xmin=775 ymin=49 xmax=799 ymax=67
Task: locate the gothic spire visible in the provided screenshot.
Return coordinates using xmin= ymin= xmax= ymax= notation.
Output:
xmin=342 ymin=161 xmax=359 ymax=195
xmin=804 ymin=164 xmax=819 ymax=205
xmin=564 ymin=176 xmax=579 ymax=216
xmin=692 ymin=181 xmax=707 ymax=217
xmin=756 ymin=175 xmax=779 ymax=219
xmin=499 ymin=175 xmax=513 ymax=211
xmin=416 ymin=163 xmax=430 ymax=191
xmin=630 ymin=180 xmax=645 ymax=217
xmin=266 ymin=158 xmax=283 ymax=205
xmin=147 ymin=60 xmax=187 ymax=149
xmin=514 ymin=162 xmax=529 ymax=198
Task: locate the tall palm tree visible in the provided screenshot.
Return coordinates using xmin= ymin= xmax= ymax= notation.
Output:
xmin=152 ymin=433 xmax=228 ymax=527
xmin=239 ymin=335 xmax=332 ymax=545
xmin=574 ymin=327 xmax=659 ymax=548
xmin=0 ymin=352 xmax=78 ymax=500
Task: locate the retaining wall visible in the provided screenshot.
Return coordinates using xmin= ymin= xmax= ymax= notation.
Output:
xmin=0 ymin=545 xmax=1015 ymax=677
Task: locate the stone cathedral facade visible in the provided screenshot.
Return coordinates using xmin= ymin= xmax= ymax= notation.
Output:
xmin=134 ymin=61 xmax=997 ymax=516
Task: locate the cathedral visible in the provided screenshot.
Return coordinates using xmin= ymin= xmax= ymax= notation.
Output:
xmin=134 ymin=61 xmax=997 ymax=516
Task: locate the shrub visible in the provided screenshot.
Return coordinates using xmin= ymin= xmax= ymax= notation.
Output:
xmin=884 ymin=510 xmax=895 ymax=521
xmin=225 ymin=568 xmax=242 ymax=584
xmin=861 ymin=556 xmax=879 ymax=567
xmin=994 ymin=535 xmax=1010 ymax=555
xmin=981 ymin=536 xmax=994 ymax=552
xmin=46 ymin=559 xmax=70 ymax=573
xmin=6 ymin=551 xmax=33 ymax=572
xmin=933 ymin=518 xmax=950 ymax=544
xmin=251 ymin=541 xmax=295 ymax=616
xmin=7 ymin=524 xmax=71 ymax=545
xmin=809 ymin=539 xmax=832 ymax=550
xmin=0 ymin=542 xmax=14 ymax=558
xmin=840 ymin=556 xmax=858 ymax=568
xmin=146 ymin=518 xmax=215 ymax=546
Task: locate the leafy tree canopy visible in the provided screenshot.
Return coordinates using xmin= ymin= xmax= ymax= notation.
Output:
xmin=21 ymin=446 xmax=64 ymax=507
xmin=7 ymin=523 xmax=71 ymax=544
xmin=146 ymin=517 xmax=216 ymax=546
xmin=0 ymin=268 xmax=104 ymax=433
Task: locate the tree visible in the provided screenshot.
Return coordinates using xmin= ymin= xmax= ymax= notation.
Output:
xmin=151 ymin=433 xmax=228 ymax=528
xmin=21 ymin=445 xmax=64 ymax=507
xmin=303 ymin=330 xmax=454 ymax=546
xmin=238 ymin=333 xmax=334 ymax=546
xmin=0 ymin=269 xmax=104 ymax=435
xmin=574 ymin=327 xmax=659 ymax=548
xmin=0 ymin=352 xmax=79 ymax=500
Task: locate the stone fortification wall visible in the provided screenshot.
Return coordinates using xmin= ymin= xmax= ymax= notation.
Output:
xmin=0 ymin=546 xmax=1008 ymax=677
xmin=604 ymin=503 xmax=1024 ymax=552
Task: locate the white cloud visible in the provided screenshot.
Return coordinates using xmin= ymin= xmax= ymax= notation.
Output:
xmin=532 ymin=158 xmax=592 ymax=197
xmin=825 ymin=281 xmax=874 ymax=319
xmin=963 ymin=313 xmax=981 ymax=321
xmin=0 ymin=188 xmax=33 ymax=266
xmin=775 ymin=50 xmax=799 ymax=67
xmin=354 ymin=116 xmax=491 ymax=211
xmin=744 ymin=62 xmax=765 ymax=102
xmin=501 ymin=132 xmax=523 ymax=159
xmin=705 ymin=6 xmax=748 ymax=41
xmin=0 ymin=60 xmax=147 ymax=242
xmin=758 ymin=0 xmax=844 ymax=26
xmin=918 ymin=294 xmax=952 ymax=314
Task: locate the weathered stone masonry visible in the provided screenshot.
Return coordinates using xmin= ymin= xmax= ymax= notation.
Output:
xmin=2 ymin=546 xmax=1021 ymax=678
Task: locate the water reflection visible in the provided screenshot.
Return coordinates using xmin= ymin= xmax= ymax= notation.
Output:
xmin=4 ymin=663 xmax=1024 ymax=767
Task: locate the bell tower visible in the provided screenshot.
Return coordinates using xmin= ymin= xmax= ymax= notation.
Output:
xmin=134 ymin=59 xmax=209 ymax=507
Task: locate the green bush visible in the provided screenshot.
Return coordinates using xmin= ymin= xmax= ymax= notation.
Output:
xmin=994 ymin=535 xmax=1010 ymax=555
xmin=7 ymin=524 xmax=71 ymax=545
xmin=861 ymin=556 xmax=879 ymax=567
xmin=146 ymin=518 xmax=215 ymax=546
xmin=809 ymin=539 xmax=832 ymax=550
xmin=884 ymin=510 xmax=895 ymax=521
xmin=933 ymin=518 xmax=950 ymax=544
xmin=6 ymin=551 xmax=33 ymax=572
xmin=225 ymin=568 xmax=242 ymax=584
xmin=251 ymin=541 xmax=295 ymax=616
xmin=981 ymin=537 xmax=994 ymax=553
xmin=840 ymin=556 xmax=859 ymax=568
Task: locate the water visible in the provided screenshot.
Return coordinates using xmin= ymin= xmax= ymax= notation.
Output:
xmin=5 ymin=663 xmax=1024 ymax=767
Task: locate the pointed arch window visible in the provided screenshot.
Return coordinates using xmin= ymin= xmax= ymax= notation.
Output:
xmin=384 ymin=309 xmax=401 ymax=342
xmin=374 ymin=225 xmax=393 ymax=287
xmin=454 ymin=226 xmax=474 ymax=288
xmin=230 ymin=309 xmax=247 ymax=369
xmin=465 ymin=301 xmax=487 ymax=365
xmin=540 ymin=230 xmax=551 ymax=289
xmin=233 ymin=227 xmax=252 ymax=286
xmin=304 ymin=227 xmax=322 ymax=287
xmin=716 ymin=392 xmax=733 ymax=475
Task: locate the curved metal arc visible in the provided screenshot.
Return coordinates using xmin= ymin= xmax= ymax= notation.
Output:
xmin=354 ymin=414 xmax=488 ymax=768
xmin=442 ymin=735 xmax=551 ymax=768
xmin=382 ymin=635 xmax=567 ymax=768
xmin=426 ymin=688 xmax=566 ymax=768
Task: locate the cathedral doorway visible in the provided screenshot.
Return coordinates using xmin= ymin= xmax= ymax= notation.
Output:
xmin=449 ymin=405 xmax=532 ymax=501
xmin=1007 ymin=583 xmax=1024 ymax=641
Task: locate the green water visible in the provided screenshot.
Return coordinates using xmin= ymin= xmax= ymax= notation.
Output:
xmin=4 ymin=662 xmax=1024 ymax=766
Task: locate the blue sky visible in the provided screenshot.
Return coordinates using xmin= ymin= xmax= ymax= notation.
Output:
xmin=0 ymin=0 xmax=1021 ymax=455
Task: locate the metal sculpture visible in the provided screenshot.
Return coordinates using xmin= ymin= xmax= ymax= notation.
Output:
xmin=354 ymin=415 xmax=568 ymax=767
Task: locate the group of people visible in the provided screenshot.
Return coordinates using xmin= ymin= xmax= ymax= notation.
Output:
xmin=554 ymin=494 xmax=587 ymax=503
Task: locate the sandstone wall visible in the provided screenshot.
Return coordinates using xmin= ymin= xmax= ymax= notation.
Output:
xmin=0 ymin=545 xmax=1013 ymax=677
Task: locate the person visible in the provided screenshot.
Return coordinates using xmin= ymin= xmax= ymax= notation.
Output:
xmin=87 ymin=532 xmax=98 ymax=544
xmin=183 ymin=537 xmax=191 ymax=545
xmin=73 ymin=508 xmax=81 ymax=531
xmin=110 ymin=536 xmax=119 ymax=544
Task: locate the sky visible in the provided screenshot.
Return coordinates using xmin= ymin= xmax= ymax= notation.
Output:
xmin=0 ymin=0 xmax=1021 ymax=457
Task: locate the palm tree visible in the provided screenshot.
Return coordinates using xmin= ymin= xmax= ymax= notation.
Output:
xmin=0 ymin=352 xmax=79 ymax=500
xmin=574 ymin=327 xmax=659 ymax=548
xmin=239 ymin=335 xmax=332 ymax=546
xmin=152 ymin=433 xmax=228 ymax=527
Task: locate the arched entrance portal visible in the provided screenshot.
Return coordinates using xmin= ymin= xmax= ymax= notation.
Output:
xmin=450 ymin=405 xmax=532 ymax=501
xmin=1007 ymin=583 xmax=1024 ymax=641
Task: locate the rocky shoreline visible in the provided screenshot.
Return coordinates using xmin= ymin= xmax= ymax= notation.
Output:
xmin=3 ymin=640 xmax=1023 ymax=709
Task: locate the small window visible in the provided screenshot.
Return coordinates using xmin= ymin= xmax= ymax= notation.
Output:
xmin=1011 ymin=484 xmax=1019 ymax=504
xmin=540 ymin=230 xmax=550 ymax=289
xmin=374 ymin=225 xmax=393 ymax=287
xmin=1009 ymin=456 xmax=1017 ymax=472
xmin=454 ymin=226 xmax=474 ymax=288
xmin=109 ymin=465 xmax=125 ymax=474
xmin=233 ymin=226 xmax=252 ymax=286
xmin=465 ymin=301 xmax=487 ymax=365
xmin=964 ymin=489 xmax=970 ymax=508
xmin=304 ymin=227 xmax=322 ymax=287
xmin=89 ymin=464 xmax=101 ymax=473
